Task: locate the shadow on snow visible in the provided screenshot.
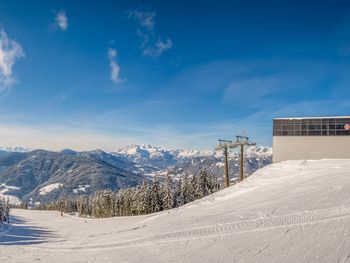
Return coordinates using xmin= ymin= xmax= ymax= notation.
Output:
xmin=0 ymin=215 xmax=56 ymax=246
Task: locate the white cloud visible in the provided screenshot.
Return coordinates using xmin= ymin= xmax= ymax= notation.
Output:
xmin=143 ymin=38 xmax=173 ymax=57
xmin=108 ymin=48 xmax=117 ymax=59
xmin=108 ymin=48 xmax=125 ymax=85
xmin=128 ymin=9 xmax=172 ymax=58
xmin=128 ymin=10 xmax=155 ymax=31
xmin=0 ymin=29 xmax=25 ymax=91
xmin=55 ymin=10 xmax=68 ymax=31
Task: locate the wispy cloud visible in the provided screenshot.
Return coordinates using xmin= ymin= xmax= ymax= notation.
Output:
xmin=108 ymin=48 xmax=125 ymax=85
xmin=55 ymin=10 xmax=68 ymax=31
xmin=143 ymin=37 xmax=172 ymax=57
xmin=0 ymin=29 xmax=25 ymax=91
xmin=128 ymin=9 xmax=172 ymax=58
xmin=128 ymin=10 xmax=155 ymax=31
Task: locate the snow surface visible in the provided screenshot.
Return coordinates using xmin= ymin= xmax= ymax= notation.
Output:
xmin=38 ymin=183 xmax=63 ymax=196
xmin=2 ymin=159 xmax=350 ymax=262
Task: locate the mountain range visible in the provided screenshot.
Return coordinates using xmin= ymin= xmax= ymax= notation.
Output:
xmin=0 ymin=144 xmax=272 ymax=204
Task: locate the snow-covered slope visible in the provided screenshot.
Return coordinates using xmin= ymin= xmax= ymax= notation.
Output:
xmin=1 ymin=159 xmax=350 ymax=262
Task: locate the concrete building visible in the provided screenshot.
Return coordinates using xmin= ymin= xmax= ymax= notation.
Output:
xmin=273 ymin=116 xmax=350 ymax=162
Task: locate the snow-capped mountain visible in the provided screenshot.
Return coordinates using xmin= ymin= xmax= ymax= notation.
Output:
xmin=114 ymin=144 xmax=179 ymax=169
xmin=114 ymin=144 xmax=272 ymax=181
xmin=116 ymin=143 xmax=272 ymax=160
xmin=0 ymin=146 xmax=32 ymax=153
xmin=0 ymin=144 xmax=272 ymax=203
xmin=0 ymin=149 xmax=146 ymax=204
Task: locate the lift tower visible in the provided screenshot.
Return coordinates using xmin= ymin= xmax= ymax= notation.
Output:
xmin=234 ymin=135 xmax=256 ymax=182
xmin=216 ymin=139 xmax=236 ymax=187
xmin=216 ymin=136 xmax=256 ymax=187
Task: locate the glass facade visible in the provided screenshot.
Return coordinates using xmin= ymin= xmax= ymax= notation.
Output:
xmin=273 ymin=117 xmax=350 ymax=136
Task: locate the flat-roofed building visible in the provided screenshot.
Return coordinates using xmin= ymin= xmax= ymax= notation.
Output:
xmin=273 ymin=116 xmax=350 ymax=162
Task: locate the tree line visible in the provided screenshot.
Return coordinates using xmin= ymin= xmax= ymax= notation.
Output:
xmin=36 ymin=170 xmax=221 ymax=218
xmin=0 ymin=197 xmax=10 ymax=224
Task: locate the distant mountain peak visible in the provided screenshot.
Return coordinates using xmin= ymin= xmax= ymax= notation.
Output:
xmin=116 ymin=144 xmax=272 ymax=159
xmin=0 ymin=146 xmax=32 ymax=153
xmin=61 ymin=149 xmax=78 ymax=155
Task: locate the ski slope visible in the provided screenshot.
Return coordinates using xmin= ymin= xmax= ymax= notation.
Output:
xmin=1 ymin=159 xmax=350 ymax=262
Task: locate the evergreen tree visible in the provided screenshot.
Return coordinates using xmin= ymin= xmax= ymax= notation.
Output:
xmin=130 ymin=188 xmax=139 ymax=215
xmin=208 ymin=171 xmax=220 ymax=193
xmin=77 ymin=195 xmax=90 ymax=217
xmin=144 ymin=183 xmax=153 ymax=214
xmin=175 ymin=178 xmax=184 ymax=207
xmin=151 ymin=177 xmax=163 ymax=212
xmin=162 ymin=174 xmax=174 ymax=210
xmin=188 ymin=174 xmax=198 ymax=202
xmin=0 ymin=197 xmax=10 ymax=223
xmin=91 ymin=190 xmax=114 ymax=218
xmin=136 ymin=181 xmax=149 ymax=215
xmin=181 ymin=174 xmax=190 ymax=205
xmin=198 ymin=169 xmax=210 ymax=197
xmin=34 ymin=167 xmax=222 ymax=218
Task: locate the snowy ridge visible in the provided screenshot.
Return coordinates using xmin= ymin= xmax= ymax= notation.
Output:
xmin=116 ymin=144 xmax=272 ymax=159
xmin=0 ymin=146 xmax=32 ymax=153
xmin=114 ymin=144 xmax=272 ymax=178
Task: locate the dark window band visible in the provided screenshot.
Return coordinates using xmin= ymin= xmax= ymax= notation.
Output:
xmin=273 ymin=118 xmax=350 ymax=136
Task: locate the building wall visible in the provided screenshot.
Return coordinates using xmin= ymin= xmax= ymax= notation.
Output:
xmin=273 ymin=136 xmax=350 ymax=162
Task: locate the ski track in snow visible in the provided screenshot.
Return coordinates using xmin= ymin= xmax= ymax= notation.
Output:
xmin=153 ymin=205 xmax=350 ymax=241
xmin=24 ymin=205 xmax=350 ymax=251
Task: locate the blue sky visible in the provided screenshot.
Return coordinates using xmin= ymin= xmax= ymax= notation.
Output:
xmin=1 ymin=0 xmax=350 ymax=150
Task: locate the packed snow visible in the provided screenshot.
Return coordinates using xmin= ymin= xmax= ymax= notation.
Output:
xmin=2 ymin=159 xmax=350 ymax=262
xmin=38 ymin=183 xmax=63 ymax=196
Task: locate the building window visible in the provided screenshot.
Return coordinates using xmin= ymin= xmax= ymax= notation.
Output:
xmin=273 ymin=118 xmax=350 ymax=136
